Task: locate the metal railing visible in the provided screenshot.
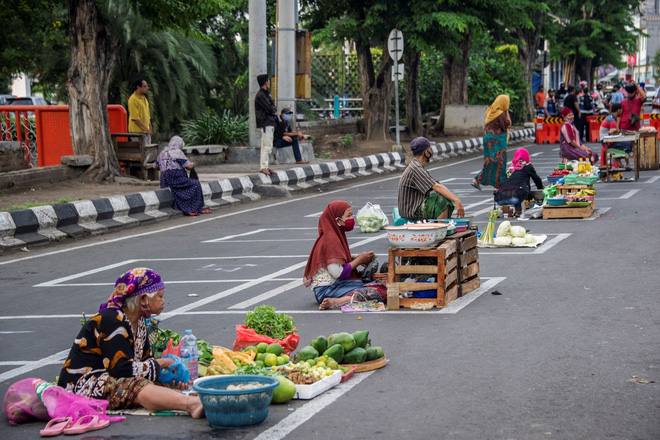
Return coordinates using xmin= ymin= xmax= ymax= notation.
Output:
xmin=0 ymin=107 xmax=38 ymax=167
xmin=309 ymin=96 xmax=363 ymax=119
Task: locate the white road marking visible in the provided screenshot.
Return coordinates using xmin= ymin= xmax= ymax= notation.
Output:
xmin=479 ymin=233 xmax=570 ymax=255
xmin=0 ymin=331 xmax=33 ymax=334
xmin=619 ymin=189 xmax=640 ymax=199
xmin=229 ymin=279 xmax=303 ymax=309
xmin=0 ymin=155 xmax=484 ymax=267
xmin=531 ymin=152 xmax=543 ymax=157
xmin=253 ymin=371 xmax=375 ymax=440
xmin=0 ymin=349 xmax=69 ymax=382
xmin=304 ymin=211 xmax=323 ymax=217
xmin=3 ymin=277 xmax=506 ymax=320
xmin=0 ymin=360 xmax=61 ymax=366
xmin=646 ymin=176 xmax=660 ymax=184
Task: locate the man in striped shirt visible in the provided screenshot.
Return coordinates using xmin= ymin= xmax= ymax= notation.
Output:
xmin=398 ymin=137 xmax=465 ymax=220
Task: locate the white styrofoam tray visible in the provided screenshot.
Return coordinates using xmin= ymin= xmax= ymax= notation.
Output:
xmin=293 ymin=370 xmax=342 ymax=400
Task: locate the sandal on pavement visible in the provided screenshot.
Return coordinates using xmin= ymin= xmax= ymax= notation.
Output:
xmin=471 ymin=180 xmax=482 ymax=191
xmin=267 ymin=168 xmax=276 ymax=174
xmin=40 ymin=417 xmax=73 ymax=437
xmin=259 ymin=168 xmax=271 ymax=175
xmin=295 ymin=160 xmax=309 ymax=164
xmin=201 ymin=209 xmax=212 ymax=214
xmin=63 ymin=415 xmax=109 ymax=435
xmin=187 ymin=212 xmax=199 ymax=216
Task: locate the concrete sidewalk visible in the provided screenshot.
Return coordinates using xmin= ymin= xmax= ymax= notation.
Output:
xmin=0 ymin=129 xmax=535 ymax=251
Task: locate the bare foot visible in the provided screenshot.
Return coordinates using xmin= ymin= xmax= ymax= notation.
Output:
xmin=259 ymin=168 xmax=271 ymax=175
xmin=187 ymin=396 xmax=205 ymax=419
xmin=319 ymin=296 xmax=351 ymax=310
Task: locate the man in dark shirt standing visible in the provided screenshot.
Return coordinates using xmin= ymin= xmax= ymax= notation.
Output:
xmin=274 ymin=108 xmax=309 ymax=164
xmin=563 ymin=85 xmax=581 ymax=139
xmin=254 ymin=74 xmax=278 ymax=175
xmin=398 ymin=137 xmax=464 ymax=220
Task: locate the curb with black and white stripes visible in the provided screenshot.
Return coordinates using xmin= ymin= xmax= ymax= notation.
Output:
xmin=0 ymin=129 xmax=534 ymax=251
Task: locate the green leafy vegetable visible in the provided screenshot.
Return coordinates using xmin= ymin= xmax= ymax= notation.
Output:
xmin=244 ymin=305 xmax=297 ymax=340
xmin=232 ymin=365 xmax=282 ymax=377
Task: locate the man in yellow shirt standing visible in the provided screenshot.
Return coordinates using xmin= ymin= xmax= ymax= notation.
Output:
xmin=128 ymin=78 xmax=152 ymax=143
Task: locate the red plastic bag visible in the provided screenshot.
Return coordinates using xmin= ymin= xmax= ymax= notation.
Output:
xmin=3 ymin=378 xmax=49 ymax=425
xmin=232 ymin=325 xmax=300 ymax=355
xmin=161 ymin=338 xmax=181 ymax=357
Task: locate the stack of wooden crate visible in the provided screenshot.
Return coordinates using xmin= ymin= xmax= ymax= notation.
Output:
xmin=386 ymin=231 xmax=480 ymax=309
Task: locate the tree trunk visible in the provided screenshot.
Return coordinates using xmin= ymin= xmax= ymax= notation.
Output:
xmin=578 ymin=57 xmax=593 ymax=87
xmin=431 ymin=31 xmax=472 ymax=133
xmin=67 ymin=0 xmax=122 ymax=182
xmin=564 ymin=55 xmax=577 ymax=86
xmin=404 ymin=50 xmax=423 ymax=137
xmin=515 ymin=11 xmax=544 ymax=121
xmin=356 ymin=41 xmax=394 ymax=141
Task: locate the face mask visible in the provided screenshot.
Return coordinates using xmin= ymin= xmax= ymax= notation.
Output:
xmin=283 ymin=114 xmax=291 ymax=121
xmin=140 ymin=301 xmax=152 ymax=319
xmin=340 ymin=218 xmax=355 ymax=232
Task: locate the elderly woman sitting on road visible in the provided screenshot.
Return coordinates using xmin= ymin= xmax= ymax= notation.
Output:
xmin=303 ymin=201 xmax=382 ymax=310
xmin=154 ymin=136 xmax=211 ymax=216
xmin=57 ymin=268 xmax=205 ymax=418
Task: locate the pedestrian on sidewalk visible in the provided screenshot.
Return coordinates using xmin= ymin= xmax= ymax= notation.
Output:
xmin=154 ymin=136 xmax=210 ymax=216
xmin=274 ymin=108 xmax=309 ymax=164
xmin=472 ymin=95 xmax=511 ymax=191
xmin=254 ymin=74 xmax=278 ymax=175
xmin=128 ymin=78 xmax=152 ymax=143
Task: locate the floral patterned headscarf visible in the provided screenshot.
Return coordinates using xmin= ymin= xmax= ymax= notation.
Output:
xmin=98 ymin=268 xmax=165 ymax=313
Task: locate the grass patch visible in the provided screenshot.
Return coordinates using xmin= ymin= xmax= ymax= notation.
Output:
xmin=7 ymin=198 xmax=78 ymax=211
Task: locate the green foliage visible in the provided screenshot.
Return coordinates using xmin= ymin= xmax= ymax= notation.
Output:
xmin=243 ymin=305 xmax=296 ymax=340
xmin=341 ymin=134 xmax=354 ymax=147
xmin=468 ymin=31 xmax=528 ymax=122
xmin=418 ymin=50 xmax=444 ymax=115
xmin=180 ymin=109 xmax=248 ymax=146
xmin=8 ymin=198 xmax=77 ymax=211
xmin=654 ymin=51 xmax=660 ymax=84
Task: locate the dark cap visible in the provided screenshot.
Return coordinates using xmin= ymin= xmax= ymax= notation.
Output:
xmin=624 ymin=83 xmax=637 ymax=94
xmin=280 ymin=107 xmax=293 ymax=114
xmin=410 ymin=137 xmax=434 ymax=154
xmin=257 ymin=74 xmax=269 ymax=87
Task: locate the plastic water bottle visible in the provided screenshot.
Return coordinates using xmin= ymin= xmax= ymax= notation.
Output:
xmin=180 ymin=330 xmax=198 ymax=383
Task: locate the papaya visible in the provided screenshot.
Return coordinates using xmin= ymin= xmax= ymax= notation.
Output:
xmin=365 ymin=346 xmax=384 ymax=361
xmin=323 ymin=344 xmax=345 ymax=363
xmin=352 ymin=330 xmax=369 ymax=348
xmin=328 ymin=332 xmax=356 ymax=352
xmin=310 ymin=336 xmax=328 ymax=354
xmin=295 ymin=346 xmax=319 ymax=362
xmin=343 ymin=347 xmax=367 ymax=364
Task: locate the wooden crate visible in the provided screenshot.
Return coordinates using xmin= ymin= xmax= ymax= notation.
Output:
xmin=387 ymin=240 xmax=458 ymax=309
xmin=443 ymin=230 xmax=480 ymax=296
xmin=555 ymin=184 xmax=595 ymax=196
xmin=638 ymin=132 xmax=659 ymax=171
xmin=542 ymin=201 xmax=594 ymax=219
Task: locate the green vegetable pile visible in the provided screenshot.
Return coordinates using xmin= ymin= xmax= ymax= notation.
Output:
xmin=231 ymin=364 xmax=282 ymax=377
xmin=244 ymin=305 xmax=297 ymax=340
xmin=150 ymin=328 xmax=213 ymax=367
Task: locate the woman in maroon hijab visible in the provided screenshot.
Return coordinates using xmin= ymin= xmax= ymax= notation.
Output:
xmin=303 ymin=201 xmax=376 ymax=310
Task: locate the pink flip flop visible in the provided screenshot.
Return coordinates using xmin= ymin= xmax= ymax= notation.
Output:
xmin=63 ymin=415 xmax=110 ymax=435
xmin=40 ymin=417 xmax=73 ymax=437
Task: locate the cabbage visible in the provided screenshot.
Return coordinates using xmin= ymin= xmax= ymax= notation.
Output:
xmin=510 ymin=225 xmax=526 ymax=238
xmin=524 ymin=234 xmax=535 ymax=244
xmin=494 ymin=236 xmax=512 ymax=246
xmin=511 ymin=237 xmax=526 ymax=246
xmin=496 ymin=221 xmax=511 ymax=237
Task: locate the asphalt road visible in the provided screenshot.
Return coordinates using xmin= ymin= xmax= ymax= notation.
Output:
xmin=1 ymin=142 xmax=658 ymax=440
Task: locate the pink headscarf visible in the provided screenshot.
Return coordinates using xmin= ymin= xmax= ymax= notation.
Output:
xmin=507 ymin=148 xmax=531 ymax=174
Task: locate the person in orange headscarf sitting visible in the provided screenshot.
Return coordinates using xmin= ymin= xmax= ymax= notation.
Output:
xmin=303 ymin=201 xmax=378 ymax=310
xmin=472 ymin=94 xmax=512 ymax=191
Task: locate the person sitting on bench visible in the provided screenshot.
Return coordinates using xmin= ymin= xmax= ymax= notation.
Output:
xmin=599 ymin=103 xmax=632 ymax=170
xmin=274 ymin=108 xmax=309 ymax=164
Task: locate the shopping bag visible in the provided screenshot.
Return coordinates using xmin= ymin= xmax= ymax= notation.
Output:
xmin=232 ymin=325 xmax=300 ymax=355
xmin=356 ymin=202 xmax=389 ymax=233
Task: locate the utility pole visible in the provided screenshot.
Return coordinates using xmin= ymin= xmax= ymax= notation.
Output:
xmin=277 ymin=0 xmax=296 ymax=126
xmin=249 ymin=0 xmax=267 ymax=148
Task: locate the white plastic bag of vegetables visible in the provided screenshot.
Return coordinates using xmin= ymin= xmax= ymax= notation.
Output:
xmin=356 ymin=202 xmax=389 ymax=233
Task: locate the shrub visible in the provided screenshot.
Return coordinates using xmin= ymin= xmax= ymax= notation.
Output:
xmin=181 ymin=110 xmax=248 ymax=146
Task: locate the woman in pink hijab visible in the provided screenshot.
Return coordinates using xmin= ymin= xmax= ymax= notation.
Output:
xmin=494 ymin=148 xmax=544 ymax=217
